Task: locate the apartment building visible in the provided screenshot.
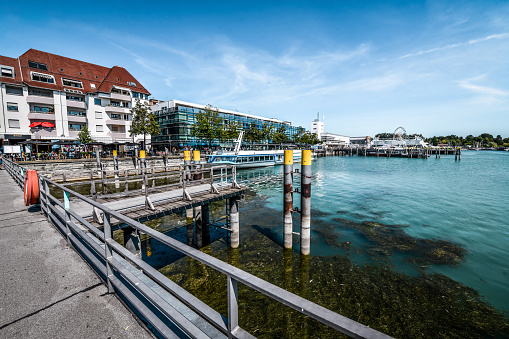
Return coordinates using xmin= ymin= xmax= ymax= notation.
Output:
xmin=0 ymin=49 xmax=150 ymax=146
xmin=150 ymin=99 xmax=302 ymax=147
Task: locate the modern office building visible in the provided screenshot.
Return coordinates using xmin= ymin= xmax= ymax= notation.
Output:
xmin=320 ymin=132 xmax=350 ymax=146
xmin=0 ymin=49 xmax=150 ymax=146
xmin=151 ymin=99 xmax=303 ymax=147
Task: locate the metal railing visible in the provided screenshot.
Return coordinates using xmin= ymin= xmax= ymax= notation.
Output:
xmin=3 ymin=157 xmax=392 ymax=339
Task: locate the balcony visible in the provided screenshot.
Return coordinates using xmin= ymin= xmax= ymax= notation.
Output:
xmin=28 ymin=112 xmax=56 ymax=120
xmin=66 ymin=100 xmax=86 ymax=109
xmin=110 ymin=92 xmax=131 ymax=101
xmin=108 ymin=132 xmax=128 ymax=140
xmin=69 ymin=130 xmax=80 ymax=138
xmin=68 ymin=115 xmax=87 ymax=123
xmin=106 ymin=119 xmax=128 ymax=126
xmin=27 ymin=95 xmax=54 ymax=105
xmin=105 ymin=105 xmax=130 ymax=114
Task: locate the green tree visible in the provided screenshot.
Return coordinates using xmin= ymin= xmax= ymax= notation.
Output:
xmin=261 ymin=123 xmax=273 ymax=143
xmin=272 ymin=125 xmax=288 ymax=144
xmin=190 ymin=105 xmax=222 ymax=148
xmin=129 ymin=99 xmax=160 ymax=151
xmin=244 ymin=122 xmax=263 ymax=144
xmin=298 ymin=132 xmax=321 ymax=145
xmin=77 ymin=125 xmax=93 ymax=144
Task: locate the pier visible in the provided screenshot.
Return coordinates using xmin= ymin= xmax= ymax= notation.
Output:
xmin=2 ymin=157 xmax=392 ymax=338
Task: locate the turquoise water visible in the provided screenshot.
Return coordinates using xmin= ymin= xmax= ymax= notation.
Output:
xmin=244 ymin=151 xmax=509 ymax=312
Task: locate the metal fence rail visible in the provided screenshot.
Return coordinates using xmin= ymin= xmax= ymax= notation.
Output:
xmin=3 ymin=157 xmax=392 ymax=339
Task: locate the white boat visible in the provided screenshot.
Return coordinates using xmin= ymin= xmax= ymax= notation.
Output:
xmin=207 ymin=131 xmax=303 ymax=168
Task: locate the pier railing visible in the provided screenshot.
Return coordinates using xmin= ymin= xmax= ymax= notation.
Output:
xmin=3 ymin=157 xmax=392 ymax=339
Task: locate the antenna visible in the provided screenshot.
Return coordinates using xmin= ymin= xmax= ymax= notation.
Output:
xmin=317 ymin=112 xmax=320 ymax=121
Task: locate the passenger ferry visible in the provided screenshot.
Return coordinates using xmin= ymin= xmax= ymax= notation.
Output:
xmin=207 ymin=149 xmax=303 ymax=168
xmin=206 ymin=131 xmax=304 ymax=168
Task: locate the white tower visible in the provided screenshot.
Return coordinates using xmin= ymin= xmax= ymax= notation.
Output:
xmin=311 ymin=113 xmax=324 ymax=140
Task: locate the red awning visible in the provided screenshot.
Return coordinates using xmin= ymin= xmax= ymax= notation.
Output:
xmin=41 ymin=122 xmax=55 ymax=128
xmin=29 ymin=122 xmax=42 ymax=128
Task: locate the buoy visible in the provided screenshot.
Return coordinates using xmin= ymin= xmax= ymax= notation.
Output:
xmin=24 ymin=170 xmax=40 ymax=206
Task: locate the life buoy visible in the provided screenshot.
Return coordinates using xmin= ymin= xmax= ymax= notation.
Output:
xmin=24 ymin=170 xmax=40 ymax=206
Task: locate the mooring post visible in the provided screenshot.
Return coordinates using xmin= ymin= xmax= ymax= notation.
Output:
xmin=124 ymin=169 xmax=128 ymax=192
xmin=283 ymin=150 xmax=293 ymax=249
xmin=184 ymin=150 xmax=192 ymax=181
xmin=300 ymin=149 xmax=312 ymax=255
xmin=229 ymin=197 xmax=240 ymax=249
xmin=140 ymin=150 xmax=146 ymax=191
xmin=123 ymin=226 xmax=141 ymax=258
xmin=193 ymin=150 xmax=202 ymax=180
xmin=195 ymin=206 xmax=202 ymax=248
xmin=458 ymin=147 xmax=461 ymax=160
xmin=113 ymin=150 xmax=120 ymax=189
xmin=202 ymin=203 xmax=210 ymax=246
xmin=95 ymin=146 xmax=101 ymax=169
xmin=186 ymin=208 xmax=194 ymax=246
xmin=89 ymin=170 xmax=96 ymax=196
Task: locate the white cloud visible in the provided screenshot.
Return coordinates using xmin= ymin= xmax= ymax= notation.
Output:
xmin=399 ymin=33 xmax=509 ymax=59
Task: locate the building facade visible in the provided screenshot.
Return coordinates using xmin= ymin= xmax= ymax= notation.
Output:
xmin=311 ymin=114 xmax=324 ymax=140
xmin=151 ymin=100 xmax=302 ymax=147
xmin=0 ymin=49 xmax=150 ymax=146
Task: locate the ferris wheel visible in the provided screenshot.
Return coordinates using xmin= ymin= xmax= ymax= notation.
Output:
xmin=393 ymin=127 xmax=407 ymax=145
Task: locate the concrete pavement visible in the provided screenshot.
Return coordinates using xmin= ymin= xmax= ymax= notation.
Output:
xmin=0 ymin=169 xmax=155 ymax=339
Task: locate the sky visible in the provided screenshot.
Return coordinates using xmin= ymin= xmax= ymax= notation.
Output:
xmin=2 ymin=0 xmax=509 ymax=137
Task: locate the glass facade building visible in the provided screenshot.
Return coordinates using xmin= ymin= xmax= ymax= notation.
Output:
xmin=151 ymin=100 xmax=302 ymax=147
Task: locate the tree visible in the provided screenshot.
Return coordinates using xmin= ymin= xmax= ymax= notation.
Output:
xmin=244 ymin=122 xmax=263 ymax=144
xmin=261 ymin=123 xmax=273 ymax=143
xmin=272 ymin=125 xmax=288 ymax=144
xmin=77 ymin=126 xmax=93 ymax=144
xmin=129 ymin=99 xmax=160 ymax=151
xmin=190 ymin=105 xmax=222 ymax=148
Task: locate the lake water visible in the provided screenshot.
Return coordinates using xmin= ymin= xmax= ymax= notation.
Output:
xmin=142 ymin=150 xmax=509 ymax=337
xmin=244 ymin=150 xmax=509 ymax=312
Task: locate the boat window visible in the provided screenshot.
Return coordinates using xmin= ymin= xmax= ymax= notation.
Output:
xmin=248 ymin=157 xmax=254 ymax=162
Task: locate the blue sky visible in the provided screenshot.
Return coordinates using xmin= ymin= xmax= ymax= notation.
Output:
xmin=2 ymin=0 xmax=509 ymax=137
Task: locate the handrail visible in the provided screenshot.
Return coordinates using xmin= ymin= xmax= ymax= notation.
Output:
xmin=3 ymin=157 xmax=392 ymax=339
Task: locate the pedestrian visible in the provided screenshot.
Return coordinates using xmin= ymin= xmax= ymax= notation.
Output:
xmin=0 ymin=150 xmax=3 ymax=169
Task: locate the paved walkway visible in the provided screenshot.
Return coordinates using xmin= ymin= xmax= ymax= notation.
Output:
xmin=0 ymin=169 xmax=154 ymax=339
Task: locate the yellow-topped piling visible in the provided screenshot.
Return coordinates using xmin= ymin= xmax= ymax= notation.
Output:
xmin=112 ymin=150 xmax=117 ymax=156
xmin=193 ymin=150 xmax=200 ymax=162
xmin=302 ymin=149 xmax=311 ymax=166
xmin=184 ymin=150 xmax=191 ymax=161
xmin=284 ymin=150 xmax=293 ymax=164
xmin=139 ymin=150 xmax=146 ymax=159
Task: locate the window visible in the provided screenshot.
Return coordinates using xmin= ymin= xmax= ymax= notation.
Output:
xmin=28 ymin=61 xmax=47 ymax=70
xmin=111 ymin=126 xmax=125 ymax=132
xmin=90 ymin=83 xmax=96 ymax=88
xmin=69 ymin=123 xmax=84 ymax=131
xmin=62 ymin=78 xmax=83 ymax=88
xmin=60 ymin=68 xmax=64 ymax=72
xmin=1 ymin=67 xmax=14 ymax=78
xmin=8 ymin=119 xmax=20 ymax=128
xmin=29 ymin=88 xmax=53 ymax=97
xmin=94 ymin=98 xmax=101 ymax=105
xmin=7 ymin=103 xmax=18 ymax=111
xmin=79 ymin=72 xmax=82 ymax=75
xmin=6 ymin=86 xmax=23 ymax=95
xmin=96 ymin=125 xmax=103 ymax=132
xmin=132 ymin=92 xmax=138 ymax=98
xmin=32 ymin=106 xmax=53 ymax=113
xmin=95 ymin=75 xmax=98 ymax=79
xmin=68 ymin=110 xmax=86 ymax=116
xmin=66 ymin=94 xmax=84 ymax=102
xmin=110 ymin=114 xmax=121 ymax=120
xmin=95 ymin=112 xmax=102 ymax=119
xmin=127 ymin=81 xmax=136 ymax=87
xmin=31 ymin=72 xmax=55 ymax=84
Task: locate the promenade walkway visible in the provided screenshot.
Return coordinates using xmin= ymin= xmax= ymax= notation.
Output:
xmin=0 ymin=169 xmax=154 ymax=339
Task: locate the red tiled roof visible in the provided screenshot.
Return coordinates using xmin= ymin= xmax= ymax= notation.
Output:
xmin=14 ymin=49 xmax=150 ymax=95
xmin=0 ymin=55 xmax=24 ymax=86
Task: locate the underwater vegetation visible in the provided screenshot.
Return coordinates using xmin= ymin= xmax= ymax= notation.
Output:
xmin=154 ymin=192 xmax=509 ymax=338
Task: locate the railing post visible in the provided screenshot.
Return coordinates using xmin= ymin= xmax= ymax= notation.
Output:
xmin=227 ymin=276 xmax=239 ymax=338
xmin=124 ymin=169 xmax=129 ymax=193
xmin=44 ymin=179 xmax=50 ymax=220
xmin=113 ymin=150 xmax=120 ymax=189
xmin=90 ymin=170 xmax=96 ymax=196
xmin=103 ymin=211 xmax=114 ymax=293
xmin=64 ymin=190 xmax=71 ymax=246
